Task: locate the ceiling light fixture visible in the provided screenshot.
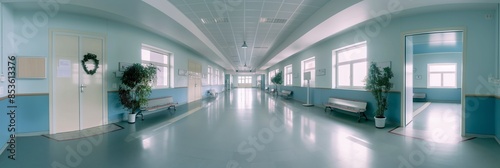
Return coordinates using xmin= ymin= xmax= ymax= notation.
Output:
xmin=242 ymin=41 xmax=248 ymax=48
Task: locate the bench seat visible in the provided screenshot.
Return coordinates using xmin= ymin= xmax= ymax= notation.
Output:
xmin=207 ymin=89 xmax=218 ymax=97
xmin=279 ymin=90 xmax=293 ymax=99
xmin=413 ymin=92 xmax=426 ymax=99
xmin=324 ymin=97 xmax=367 ymax=122
xmin=137 ymin=96 xmax=177 ymax=120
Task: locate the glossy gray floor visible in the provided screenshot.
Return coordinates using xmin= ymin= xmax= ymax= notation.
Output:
xmin=1 ymin=88 xmax=500 ymax=168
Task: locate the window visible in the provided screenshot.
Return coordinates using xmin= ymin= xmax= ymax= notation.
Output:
xmin=141 ymin=45 xmax=172 ymax=88
xmin=238 ymin=76 xmax=252 ymax=84
xmin=428 ymin=63 xmax=456 ymax=88
xmin=284 ymin=64 xmax=293 ymax=86
xmin=333 ymin=42 xmax=367 ymax=89
xmin=215 ymin=69 xmax=219 ymax=85
xmin=301 ymin=57 xmax=315 ymax=87
xmin=207 ymin=66 xmax=212 ymax=85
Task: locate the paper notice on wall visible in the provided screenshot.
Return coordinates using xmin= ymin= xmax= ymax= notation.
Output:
xmin=57 ymin=59 xmax=71 ymax=78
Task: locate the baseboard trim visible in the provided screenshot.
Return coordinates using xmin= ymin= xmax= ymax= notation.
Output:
xmin=16 ymin=131 xmax=49 ymax=137
xmin=495 ymin=136 xmax=500 ymax=145
xmin=464 ymin=133 xmax=495 ymax=138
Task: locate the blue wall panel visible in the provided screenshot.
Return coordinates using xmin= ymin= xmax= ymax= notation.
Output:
xmin=465 ymin=96 xmax=495 ymax=135
xmin=108 ymin=87 xmax=188 ymax=123
xmin=496 ymin=98 xmax=500 ymax=141
xmin=0 ymin=98 xmax=9 ymax=150
xmin=15 ymin=95 xmax=49 ymax=133
xmin=413 ymin=88 xmax=461 ymax=103
xmin=107 ymin=92 xmax=124 ymax=123
xmin=279 ymin=86 xmax=401 ymax=125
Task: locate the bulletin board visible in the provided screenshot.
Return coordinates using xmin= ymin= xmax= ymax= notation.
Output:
xmin=17 ymin=57 xmax=46 ymax=78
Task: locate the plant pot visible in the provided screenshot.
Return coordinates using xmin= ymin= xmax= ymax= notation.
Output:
xmin=128 ymin=113 xmax=137 ymax=124
xmin=374 ymin=116 xmax=386 ymax=129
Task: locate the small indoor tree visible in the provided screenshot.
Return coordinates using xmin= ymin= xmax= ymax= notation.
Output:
xmin=118 ymin=63 xmax=157 ymax=123
xmin=365 ymin=62 xmax=393 ymax=128
xmin=271 ymin=71 xmax=283 ymax=95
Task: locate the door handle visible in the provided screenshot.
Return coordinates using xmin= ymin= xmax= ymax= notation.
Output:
xmin=81 ymin=84 xmax=87 ymax=92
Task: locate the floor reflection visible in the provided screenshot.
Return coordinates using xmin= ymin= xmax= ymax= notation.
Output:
xmin=391 ymin=102 xmax=471 ymax=143
xmin=300 ymin=116 xmax=316 ymax=143
xmin=283 ymin=106 xmax=294 ymax=132
xmin=236 ymin=89 xmax=254 ymax=109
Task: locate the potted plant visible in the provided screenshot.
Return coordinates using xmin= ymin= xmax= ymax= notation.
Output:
xmin=271 ymin=71 xmax=283 ymax=95
xmin=118 ymin=63 xmax=157 ymax=124
xmin=365 ymin=62 xmax=394 ymax=128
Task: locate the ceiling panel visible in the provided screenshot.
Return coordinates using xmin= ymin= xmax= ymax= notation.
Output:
xmin=168 ymin=0 xmax=330 ymax=71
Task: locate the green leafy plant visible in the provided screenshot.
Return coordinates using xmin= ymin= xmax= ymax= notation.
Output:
xmin=118 ymin=63 xmax=157 ymax=114
xmin=271 ymin=71 xmax=283 ymax=92
xmin=365 ymin=62 xmax=394 ymax=118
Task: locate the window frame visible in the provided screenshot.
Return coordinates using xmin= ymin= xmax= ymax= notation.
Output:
xmin=301 ymin=57 xmax=315 ymax=87
xmin=207 ymin=66 xmax=212 ymax=85
xmin=332 ymin=42 xmax=367 ymax=89
xmin=238 ymin=76 xmax=252 ymax=84
xmin=427 ymin=63 xmax=457 ymax=88
xmin=284 ymin=64 xmax=293 ymax=86
xmin=215 ymin=69 xmax=219 ymax=85
xmin=141 ymin=45 xmax=173 ymax=88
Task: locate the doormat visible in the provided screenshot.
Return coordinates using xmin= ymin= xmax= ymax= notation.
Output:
xmin=43 ymin=123 xmax=123 ymax=141
xmin=389 ymin=127 xmax=475 ymax=144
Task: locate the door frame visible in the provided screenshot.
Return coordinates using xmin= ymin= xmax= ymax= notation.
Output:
xmin=48 ymin=29 xmax=108 ymax=134
xmin=401 ymin=27 xmax=466 ymax=136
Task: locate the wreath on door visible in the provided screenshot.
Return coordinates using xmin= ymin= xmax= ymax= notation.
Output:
xmin=81 ymin=53 xmax=99 ymax=75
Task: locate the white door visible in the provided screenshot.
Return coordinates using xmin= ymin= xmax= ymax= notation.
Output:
xmin=50 ymin=31 xmax=106 ymax=134
xmin=188 ymin=60 xmax=201 ymax=102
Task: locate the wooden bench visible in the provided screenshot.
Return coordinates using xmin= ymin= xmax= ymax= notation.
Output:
xmin=324 ymin=97 xmax=368 ymax=122
xmin=137 ymin=96 xmax=177 ymax=120
xmin=279 ymin=90 xmax=293 ymax=99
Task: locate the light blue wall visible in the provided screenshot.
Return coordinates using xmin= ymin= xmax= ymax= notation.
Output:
xmin=1 ymin=7 xmax=228 ymax=132
xmin=267 ymin=9 xmax=497 ymax=128
xmin=8 ymin=10 xmax=227 ymax=93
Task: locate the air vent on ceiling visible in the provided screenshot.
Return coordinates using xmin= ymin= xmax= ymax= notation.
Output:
xmin=201 ymin=18 xmax=229 ymax=24
xmin=259 ymin=18 xmax=287 ymax=24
